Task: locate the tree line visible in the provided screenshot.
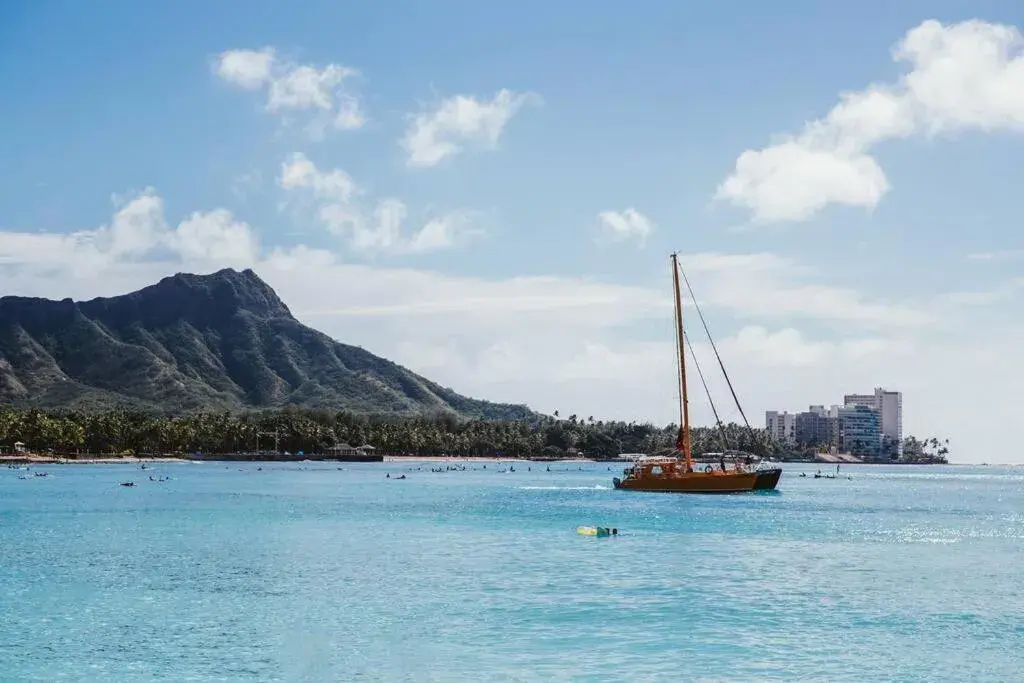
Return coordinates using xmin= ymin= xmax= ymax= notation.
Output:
xmin=0 ymin=407 xmax=947 ymax=463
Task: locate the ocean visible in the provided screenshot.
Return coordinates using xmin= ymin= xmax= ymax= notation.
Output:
xmin=1 ymin=461 xmax=1022 ymax=682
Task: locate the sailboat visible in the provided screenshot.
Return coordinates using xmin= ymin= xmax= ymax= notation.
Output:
xmin=612 ymin=253 xmax=782 ymax=494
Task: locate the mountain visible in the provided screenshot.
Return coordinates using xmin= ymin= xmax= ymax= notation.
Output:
xmin=0 ymin=268 xmax=533 ymax=419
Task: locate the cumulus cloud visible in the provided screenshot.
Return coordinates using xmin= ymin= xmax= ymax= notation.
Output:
xmin=717 ymin=19 xmax=1024 ymax=222
xmin=596 ymin=208 xmax=653 ymax=245
xmin=215 ymin=48 xmax=275 ymax=89
xmin=278 ymin=152 xmax=358 ymax=201
xmin=277 ymin=153 xmax=482 ymax=254
xmin=214 ymin=47 xmax=366 ymax=133
xmin=401 ymin=89 xmax=539 ymax=167
xmin=0 ymin=189 xmax=258 ymax=275
xmin=172 ymin=209 xmax=259 ymax=264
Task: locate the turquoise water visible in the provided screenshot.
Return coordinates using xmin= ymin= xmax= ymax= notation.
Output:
xmin=2 ymin=462 xmax=1022 ymax=682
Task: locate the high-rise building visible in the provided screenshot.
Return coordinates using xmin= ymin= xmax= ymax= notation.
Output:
xmin=765 ymin=411 xmax=796 ymax=444
xmin=794 ymin=406 xmax=835 ymax=448
xmin=844 ymin=387 xmax=902 ymax=455
xmin=837 ymin=404 xmax=882 ymax=459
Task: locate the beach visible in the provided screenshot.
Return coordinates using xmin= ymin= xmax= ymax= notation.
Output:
xmin=1 ymin=455 xmax=190 ymax=465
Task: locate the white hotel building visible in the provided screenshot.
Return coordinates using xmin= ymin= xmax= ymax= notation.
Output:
xmin=765 ymin=410 xmax=796 ymax=444
xmin=843 ymin=387 xmax=903 ymax=455
xmin=765 ymin=387 xmax=904 ymax=459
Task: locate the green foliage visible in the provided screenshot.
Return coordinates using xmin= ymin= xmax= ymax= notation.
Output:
xmin=900 ymin=436 xmax=950 ymax=464
xmin=0 ymin=406 xmax=784 ymax=460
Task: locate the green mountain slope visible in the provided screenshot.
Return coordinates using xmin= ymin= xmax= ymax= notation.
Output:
xmin=0 ymin=268 xmax=533 ymax=419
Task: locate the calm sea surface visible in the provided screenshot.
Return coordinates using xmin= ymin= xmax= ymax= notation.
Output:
xmin=1 ymin=461 xmax=1022 ymax=682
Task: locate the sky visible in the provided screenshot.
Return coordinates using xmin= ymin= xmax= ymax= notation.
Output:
xmin=1 ymin=0 xmax=1023 ymax=463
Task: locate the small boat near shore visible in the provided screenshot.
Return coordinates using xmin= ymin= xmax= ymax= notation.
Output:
xmin=613 ymin=253 xmax=782 ymax=494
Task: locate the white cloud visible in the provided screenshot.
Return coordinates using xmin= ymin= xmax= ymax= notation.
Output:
xmin=716 ymin=143 xmax=890 ymax=223
xmin=555 ymin=341 xmax=667 ymax=383
xmin=266 ymin=64 xmax=355 ymax=112
xmin=408 ymin=210 xmax=483 ymax=253
xmin=333 ymin=95 xmax=366 ymax=130
xmin=942 ymin=278 xmax=1024 ymax=306
xmin=97 ymin=189 xmax=168 ymax=257
xmin=0 ymin=231 xmax=106 ymax=273
xmin=350 ymin=198 xmax=407 ymax=252
xmin=215 ymin=48 xmax=275 ymax=89
xmin=287 ymin=269 xmax=665 ymax=324
xmin=0 ymin=189 xmax=257 ymax=275
xmin=277 ymin=153 xmax=482 ymax=254
xmin=279 ymin=152 xmax=357 ymax=201
xmin=721 ymin=326 xmax=900 ymax=367
xmin=172 ymin=209 xmax=259 ymax=265
xmin=679 ymin=252 xmax=932 ymax=329
xmin=402 ymin=89 xmax=538 ymax=167
xmin=214 ymin=48 xmax=365 ymax=133
xmin=717 ymin=19 xmax=1024 ymax=222
xmin=596 ymin=208 xmax=653 ymax=245
xmin=263 ymin=244 xmax=336 ymax=271
xmin=968 ymin=249 xmax=1024 ymax=261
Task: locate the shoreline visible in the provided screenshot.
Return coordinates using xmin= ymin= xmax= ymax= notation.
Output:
xmin=2 ymin=454 xmax=965 ymax=466
xmin=382 ymin=455 xmax=597 ymax=463
xmin=0 ymin=454 xmax=599 ymax=465
xmin=1 ymin=455 xmax=192 ymax=465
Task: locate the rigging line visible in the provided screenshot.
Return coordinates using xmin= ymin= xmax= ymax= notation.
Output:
xmin=676 ymin=259 xmax=753 ymax=431
xmin=683 ymin=328 xmax=730 ymax=453
xmin=677 ymin=259 xmax=771 ymax=457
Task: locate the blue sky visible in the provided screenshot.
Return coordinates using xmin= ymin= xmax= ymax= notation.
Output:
xmin=2 ymin=1 xmax=1023 ymax=462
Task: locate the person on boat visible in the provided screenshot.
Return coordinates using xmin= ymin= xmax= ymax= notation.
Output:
xmin=611 ymin=528 xmax=618 ymax=536
xmin=719 ymin=454 xmax=727 ymax=472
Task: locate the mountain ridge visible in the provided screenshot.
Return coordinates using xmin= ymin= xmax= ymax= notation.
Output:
xmin=0 ymin=268 xmax=533 ymax=420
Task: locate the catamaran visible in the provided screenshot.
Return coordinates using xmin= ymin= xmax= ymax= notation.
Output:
xmin=612 ymin=253 xmax=782 ymax=493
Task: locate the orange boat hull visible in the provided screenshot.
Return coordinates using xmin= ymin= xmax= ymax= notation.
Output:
xmin=613 ymin=469 xmax=758 ymax=494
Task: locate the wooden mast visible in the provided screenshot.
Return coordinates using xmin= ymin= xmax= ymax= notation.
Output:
xmin=671 ymin=253 xmax=693 ymax=469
